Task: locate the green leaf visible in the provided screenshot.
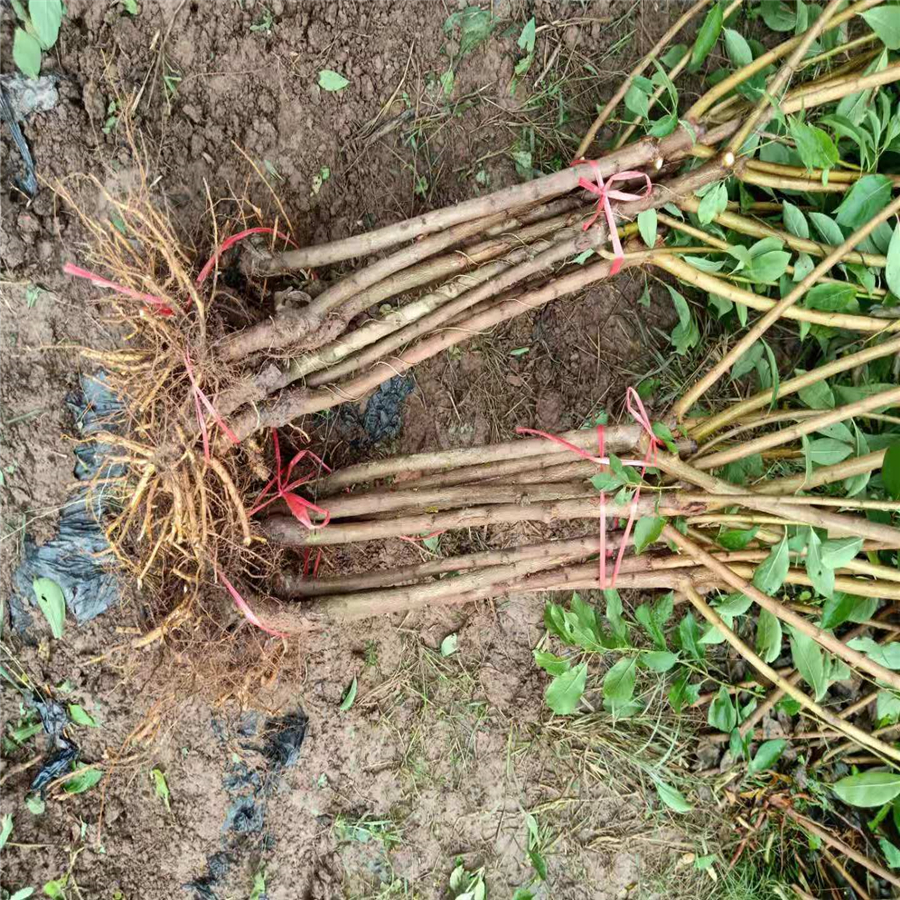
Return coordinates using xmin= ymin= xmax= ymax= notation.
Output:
xmin=590 ymin=470 xmax=621 ymax=491
xmin=604 ymin=589 xmax=630 ymax=646
xmin=805 ymin=528 xmax=834 ymax=600
xmin=880 ymin=838 xmax=900 ymax=869
xmin=318 ymin=70 xmax=349 ymax=92
xmin=678 ymin=612 xmax=705 ymax=660
xmin=29 ymin=0 xmax=63 ymax=49
xmin=833 ymin=771 xmax=900 ymax=807
xmin=697 ymin=181 xmax=728 ymax=224
xmin=861 ymin=7 xmax=900 ymax=50
xmin=572 ymin=248 xmax=595 ymax=266
xmin=807 ymin=438 xmax=853 ymax=466
xmin=120 ymin=0 xmax=139 ymax=13
xmin=789 ymin=628 xmax=827 ymax=701
xmin=748 ymin=739 xmax=787 ymax=774
xmin=63 ymin=768 xmax=103 ymax=794
xmin=151 ymin=767 xmax=171 ymax=811
xmin=723 ymin=29 xmax=752 ymax=67
xmin=877 ymin=690 xmax=900 ymax=725
xmin=13 ymin=28 xmax=42 ymax=79
xmin=756 ymin=608 xmax=783 ymax=664
xmin=803 ymin=283 xmax=858 ymax=314
xmin=792 ymin=252 xmax=815 ymax=282
xmin=884 ymin=443 xmax=900 ymax=500
xmin=669 ymin=668 xmax=699 ymax=713
xmin=340 ymin=677 xmax=358 ymax=710
xmin=821 ymin=537 xmax=863 ymax=569
xmin=652 ymin=421 xmax=678 ymax=454
xmin=708 ymin=685 xmax=737 ymax=733
xmin=10 ymin=888 xmax=35 ymax=900
xmin=798 ymin=379 xmax=834 ymax=410
xmin=634 ymin=592 xmax=672 ymax=649
xmin=25 ymin=794 xmax=45 ymax=815
xmin=809 ymin=212 xmax=845 ymax=246
xmin=545 ymin=662 xmax=587 ymax=715
xmin=440 ymin=68 xmax=455 ymax=97
xmin=643 ymin=650 xmax=678 ymax=672
xmin=782 ymin=200 xmax=809 ymax=240
xmin=667 ymin=285 xmax=700 ymax=355
xmin=603 ymin=658 xmax=637 ymax=712
xmin=533 ymin=649 xmax=571 ymax=677
xmin=789 ymin=118 xmax=838 ymax=171
xmin=717 ymin=527 xmax=758 ymax=550
xmin=444 ymin=5 xmax=495 ymax=56
xmin=747 ymin=250 xmax=791 ymax=283
xmin=517 ymin=17 xmax=536 ymax=53
xmin=637 ymin=208 xmax=657 ymax=248
xmin=68 ymin=704 xmax=98 ymax=728
xmin=624 ymin=82 xmax=649 ymax=119
xmin=715 ymin=592 xmax=754 ymax=617
xmin=836 ymin=174 xmax=893 ymax=230
xmin=753 ymin=536 xmax=789 ymax=595
xmin=633 ymin=516 xmax=665 ymax=555
xmin=758 ymin=0 xmax=796 ymax=31
xmin=0 ymin=813 xmax=12 ymax=852
xmin=32 ymin=577 xmax=65 ymax=639
xmin=43 ymin=879 xmax=67 ymax=899
xmin=821 ymin=593 xmax=878 ymax=629
xmin=886 ymin=223 xmax=900 ymax=300
xmin=760 ymin=339 xmax=779 ymax=409
xmin=528 ymin=847 xmax=547 ymax=881
xmin=690 ymin=2 xmax=724 ymax=70
xmin=440 ymin=632 xmax=459 ymax=656
xmin=661 ymin=44 xmax=688 ymax=67
xmin=848 ymin=637 xmax=900 ymax=670
xmin=654 ymin=779 xmax=692 ymax=813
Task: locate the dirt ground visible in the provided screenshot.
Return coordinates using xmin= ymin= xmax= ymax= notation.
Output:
xmin=1 ymin=2 xmax=695 ymax=898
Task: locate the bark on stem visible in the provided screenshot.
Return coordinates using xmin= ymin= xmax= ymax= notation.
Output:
xmin=675 ymin=193 xmax=900 ymax=419
xmin=690 ymin=335 xmax=900 ymax=441
xmin=574 ymin=0 xmax=713 ymax=159
xmin=262 ymin=495 xmax=689 ymax=547
xmin=693 ymin=386 xmax=900 ymax=470
xmin=665 ymin=528 xmax=900 ymax=692
xmin=756 ymin=450 xmax=886 ymax=495
xmin=775 ymin=803 xmax=900 ymax=889
xmin=651 ymin=254 xmax=900 ymax=333
xmin=220 ymin=205 xmax=521 ymax=360
xmin=307 ymin=222 xmax=605 ymax=387
xmin=658 ymin=452 xmax=900 ymax=546
xmin=313 ymin=423 xmax=645 ymax=495
xmin=227 ymin=257 xmax=623 ymax=438
xmin=277 ymin=533 xmax=624 ymax=597
xmin=687 ymin=0 xmax=881 ymax=120
xmin=311 ymin=481 xmax=600 ymax=521
xmin=677 ymin=194 xmax=887 ymax=267
xmin=679 ymin=582 xmax=900 ymax=764
xmin=252 ymin=126 xmax=708 ymax=272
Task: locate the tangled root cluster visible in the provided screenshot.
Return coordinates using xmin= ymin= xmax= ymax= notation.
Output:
xmin=57 ymin=163 xmax=292 ymax=689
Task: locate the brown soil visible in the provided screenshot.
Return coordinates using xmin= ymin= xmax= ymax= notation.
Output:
xmin=1 ymin=2 xmax=691 ymax=898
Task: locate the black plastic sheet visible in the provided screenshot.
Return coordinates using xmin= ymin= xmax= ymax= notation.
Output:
xmin=10 ymin=374 xmax=124 ymax=630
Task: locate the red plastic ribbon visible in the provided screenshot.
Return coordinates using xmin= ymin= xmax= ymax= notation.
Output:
xmin=184 ymin=351 xmax=240 ymax=462
xmin=63 ymin=262 xmax=174 ymax=316
xmin=217 ymin=568 xmax=286 ymax=638
xmin=302 ymin=548 xmax=322 ymax=579
xmin=248 ymin=428 xmax=331 ymax=529
xmin=515 ymin=386 xmax=661 ymax=589
xmin=575 ymin=160 xmax=653 ymax=276
xmin=196 ymin=227 xmax=297 ymax=285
